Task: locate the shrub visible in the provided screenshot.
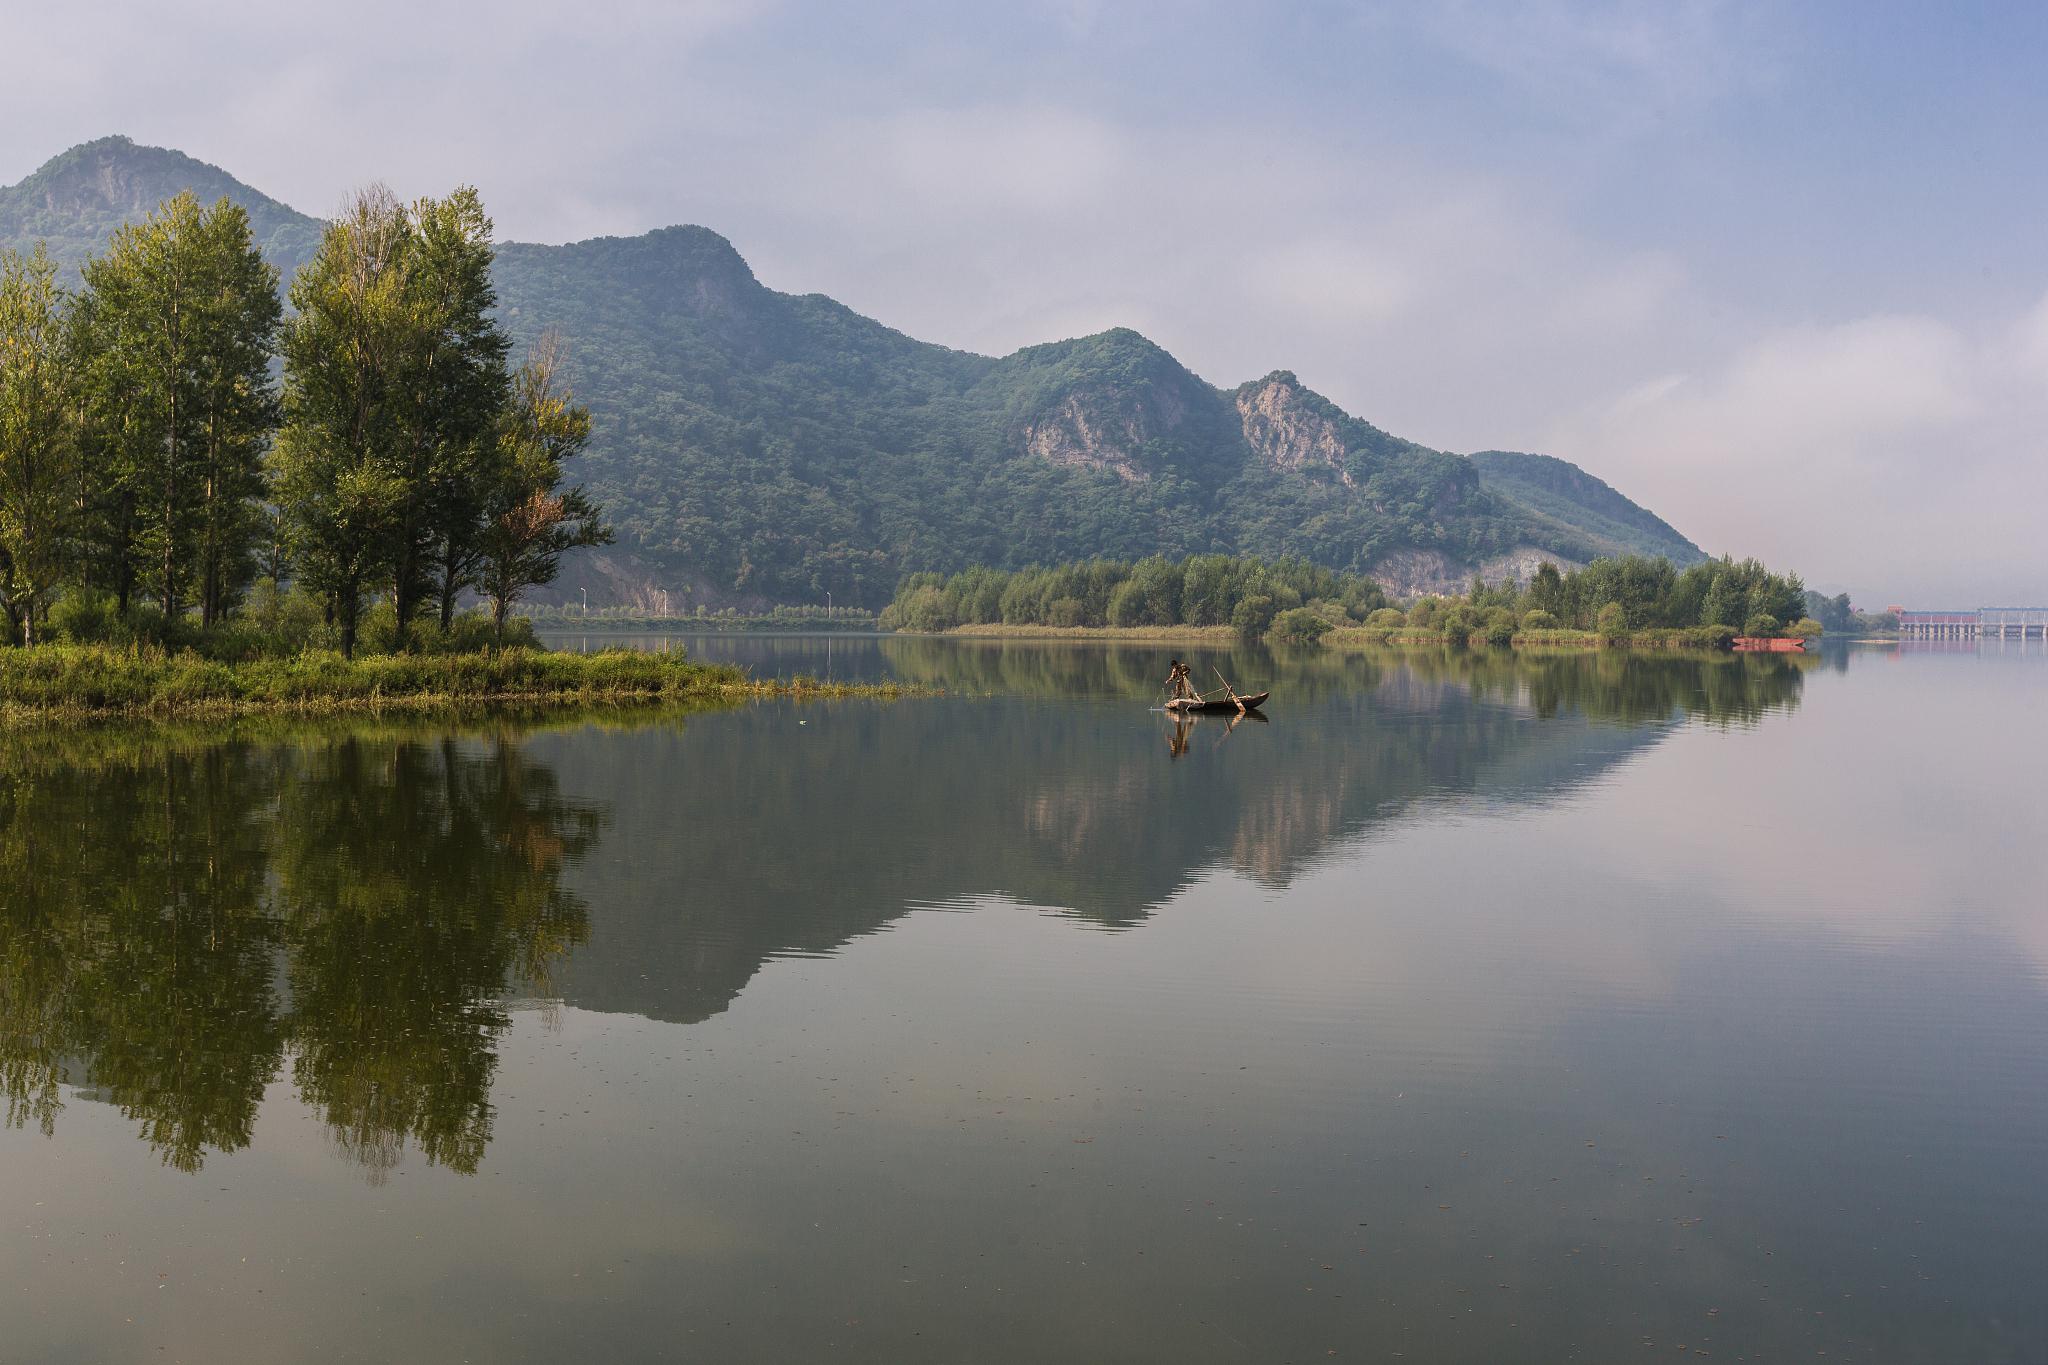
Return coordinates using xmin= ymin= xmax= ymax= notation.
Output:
xmin=1305 ymin=597 xmax=1351 ymax=626
xmin=1267 ymin=607 xmax=1335 ymax=646
xmin=1595 ymin=602 xmax=1629 ymax=644
xmin=1439 ymin=604 xmax=1482 ymax=644
xmin=1790 ymin=616 xmax=1824 ymax=638
xmin=1367 ymin=607 xmax=1407 ymax=628
xmin=1106 ymin=580 xmax=1146 ymax=628
xmin=1482 ymin=607 xmax=1517 ymax=646
xmin=1046 ymin=596 xmax=1086 ymax=628
xmin=1519 ymin=608 xmax=1559 ymax=631
xmin=1743 ymin=613 xmax=1782 ymax=638
xmin=1231 ymin=593 xmax=1278 ymax=638
xmin=49 ymin=589 xmax=120 ymax=644
xmin=880 ymin=584 xmax=955 ymax=633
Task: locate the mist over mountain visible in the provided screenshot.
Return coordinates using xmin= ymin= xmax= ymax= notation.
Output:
xmin=2 ymin=136 xmax=1703 ymax=608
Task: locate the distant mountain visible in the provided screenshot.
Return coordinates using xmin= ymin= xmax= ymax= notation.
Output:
xmin=0 ymin=135 xmax=323 ymax=278
xmin=1466 ymin=450 xmax=1699 ymax=562
xmin=1 ymin=136 xmax=1704 ymax=607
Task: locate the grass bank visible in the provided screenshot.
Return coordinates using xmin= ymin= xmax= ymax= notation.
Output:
xmin=0 ymin=645 xmax=910 ymax=723
xmin=931 ymin=623 xmax=1241 ymax=643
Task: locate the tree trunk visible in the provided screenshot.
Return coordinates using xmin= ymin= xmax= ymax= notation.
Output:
xmin=439 ymin=553 xmax=459 ymax=631
xmin=338 ymin=580 xmax=361 ymax=661
xmin=392 ymin=576 xmax=414 ymax=650
xmin=162 ymin=325 xmax=180 ymax=624
xmin=199 ymin=458 xmax=219 ymax=629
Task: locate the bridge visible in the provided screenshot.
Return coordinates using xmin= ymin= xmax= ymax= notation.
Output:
xmin=1892 ymin=607 xmax=2048 ymax=639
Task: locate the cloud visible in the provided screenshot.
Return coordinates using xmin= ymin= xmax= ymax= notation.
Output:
xmin=1554 ymin=296 xmax=2048 ymax=601
xmin=0 ymin=0 xmax=779 ymax=240
xmin=1249 ymin=238 xmax=1417 ymax=324
xmin=813 ymin=106 xmax=1129 ymax=223
xmin=1374 ymin=0 xmax=1780 ymax=116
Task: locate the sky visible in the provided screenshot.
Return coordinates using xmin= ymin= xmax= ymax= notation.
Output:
xmin=4 ymin=0 xmax=2045 ymax=604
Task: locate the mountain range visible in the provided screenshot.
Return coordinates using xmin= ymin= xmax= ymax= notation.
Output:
xmin=1 ymin=136 xmax=1704 ymax=607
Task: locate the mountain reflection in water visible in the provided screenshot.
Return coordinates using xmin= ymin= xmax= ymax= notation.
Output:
xmin=0 ymin=649 xmax=1805 ymax=1175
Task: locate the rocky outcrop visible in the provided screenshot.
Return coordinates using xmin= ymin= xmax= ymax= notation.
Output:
xmin=1235 ymin=373 xmax=1353 ymax=485
xmin=1023 ymin=386 xmax=1189 ymax=483
xmin=1367 ymin=545 xmax=1585 ymax=599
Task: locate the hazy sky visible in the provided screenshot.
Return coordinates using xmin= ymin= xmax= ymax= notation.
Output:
xmin=6 ymin=0 xmax=2044 ymax=603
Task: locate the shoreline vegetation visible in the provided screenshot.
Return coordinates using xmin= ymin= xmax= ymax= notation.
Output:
xmin=0 ymin=645 xmax=909 ymax=724
xmin=882 ymin=552 xmax=1838 ymax=653
xmin=936 ymin=622 xmax=1241 ymax=643
xmin=1323 ymin=624 xmax=1746 ymax=650
xmin=524 ymin=608 xmax=880 ymax=633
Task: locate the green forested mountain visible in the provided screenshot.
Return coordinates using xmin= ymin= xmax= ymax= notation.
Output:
xmin=3 ymin=136 xmax=1704 ymax=608
xmin=1466 ymin=450 xmax=1698 ymax=562
xmin=0 ymin=136 xmax=322 ymax=279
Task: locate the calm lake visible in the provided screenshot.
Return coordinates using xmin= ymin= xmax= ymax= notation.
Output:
xmin=4 ymin=638 xmax=2045 ymax=1363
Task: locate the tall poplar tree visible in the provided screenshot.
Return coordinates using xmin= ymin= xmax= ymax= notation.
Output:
xmin=76 ymin=193 xmax=281 ymax=625
xmin=402 ymin=189 xmax=509 ymax=635
xmin=275 ymin=187 xmax=414 ymax=660
xmin=0 ymin=245 xmax=79 ymax=645
xmin=278 ymin=186 xmax=512 ymax=655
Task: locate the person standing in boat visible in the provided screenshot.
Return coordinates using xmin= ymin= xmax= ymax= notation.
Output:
xmin=1165 ymin=658 xmax=1196 ymax=702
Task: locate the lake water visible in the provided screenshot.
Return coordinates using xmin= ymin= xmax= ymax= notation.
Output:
xmin=4 ymin=638 xmax=2045 ymax=1363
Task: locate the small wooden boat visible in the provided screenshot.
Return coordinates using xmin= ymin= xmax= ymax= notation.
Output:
xmin=1165 ymin=691 xmax=1269 ymax=714
xmin=1732 ymin=637 xmax=1806 ymax=653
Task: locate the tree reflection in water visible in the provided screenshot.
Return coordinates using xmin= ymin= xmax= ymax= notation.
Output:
xmin=0 ymin=728 xmax=603 ymax=1178
xmin=0 ymin=650 xmax=1809 ymax=1174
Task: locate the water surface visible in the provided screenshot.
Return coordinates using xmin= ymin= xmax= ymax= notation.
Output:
xmin=3 ymin=641 xmax=2043 ymax=1362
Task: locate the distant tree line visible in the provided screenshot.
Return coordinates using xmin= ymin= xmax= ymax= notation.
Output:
xmin=883 ymin=551 xmax=1817 ymax=649
xmin=1803 ymin=589 xmax=1896 ymax=636
xmin=880 ymin=554 xmax=1391 ymax=636
xmin=0 ymin=189 xmax=607 ymax=654
xmin=1379 ymin=555 xmax=1815 ymax=646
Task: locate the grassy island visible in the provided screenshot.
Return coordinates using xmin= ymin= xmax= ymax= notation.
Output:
xmin=0 ymin=644 xmax=907 ymax=723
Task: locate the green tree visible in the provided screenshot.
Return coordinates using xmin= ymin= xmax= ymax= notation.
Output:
xmin=1231 ymin=592 xmax=1278 ymax=638
xmin=1527 ymin=561 xmax=1566 ymax=618
xmin=0 ymin=245 xmax=79 ymax=645
xmin=76 ymin=194 xmax=281 ymax=626
xmin=477 ymin=333 xmax=610 ymax=644
xmin=274 ymin=187 xmax=418 ymax=659
xmin=1267 ymin=606 xmax=1333 ymax=645
xmin=399 ymin=189 xmax=511 ymax=636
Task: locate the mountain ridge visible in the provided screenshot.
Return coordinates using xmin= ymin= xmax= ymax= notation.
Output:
xmin=1 ymin=136 xmax=1705 ymax=606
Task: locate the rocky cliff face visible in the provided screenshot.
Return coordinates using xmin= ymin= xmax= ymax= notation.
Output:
xmin=1235 ymin=372 xmax=1353 ymax=485
xmin=1022 ymin=386 xmax=1190 ymax=482
xmin=1367 ymin=545 xmax=1587 ymax=599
